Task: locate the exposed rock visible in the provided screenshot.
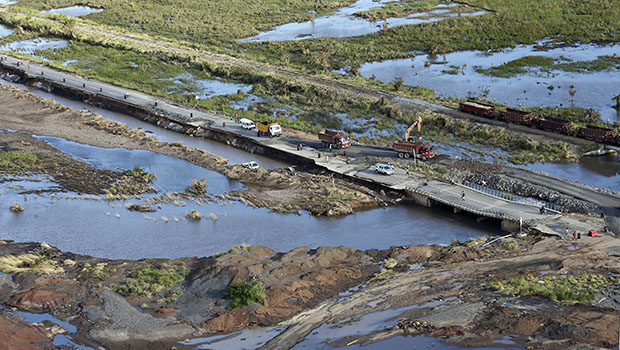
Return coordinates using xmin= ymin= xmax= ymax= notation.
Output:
xmin=201 ymin=307 xmax=252 ymax=333
xmin=8 ymin=277 xmax=75 ymax=312
xmin=0 ymin=315 xmax=53 ymax=350
xmin=186 ymin=210 xmax=201 ymax=220
xmin=10 ymin=202 xmax=24 ymax=213
xmin=88 ymin=290 xmax=194 ymax=342
xmin=125 ymin=203 xmax=156 ymax=212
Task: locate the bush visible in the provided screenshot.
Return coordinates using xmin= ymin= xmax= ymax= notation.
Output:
xmin=225 ymin=276 xmax=266 ymax=308
xmin=115 ymin=262 xmax=189 ymax=297
xmin=126 ymin=166 xmax=155 ymax=183
xmin=0 ymin=150 xmax=41 ymax=174
xmin=490 ymin=273 xmax=616 ymax=304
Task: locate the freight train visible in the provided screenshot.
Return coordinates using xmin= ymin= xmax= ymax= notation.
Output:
xmin=458 ymin=101 xmax=620 ymax=146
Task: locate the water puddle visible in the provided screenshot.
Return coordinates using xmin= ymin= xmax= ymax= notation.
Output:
xmin=0 ymin=175 xmax=61 ymax=194
xmin=0 ymin=0 xmax=18 ymax=4
xmin=10 ymin=311 xmax=95 ymax=349
xmin=321 ymin=334 xmax=505 ymax=350
xmin=360 ymin=41 xmax=620 ymax=121
xmin=229 ymin=94 xmax=266 ymax=111
xmin=11 ymin=311 xmax=77 ymax=333
xmin=524 ymin=156 xmax=620 ymax=192
xmin=0 ymin=38 xmax=68 ymax=56
xmin=162 ymin=72 xmax=252 ymax=99
xmin=241 ymin=0 xmax=485 ymax=42
xmin=61 ymin=59 xmax=79 ymax=66
xmin=41 ymin=6 xmax=103 ymax=17
xmin=293 ymin=297 xmax=457 ymax=349
xmin=183 ymin=326 xmax=285 ymax=349
xmin=0 ymin=24 xmax=13 ymax=38
xmin=492 ymin=335 xmax=519 ymax=345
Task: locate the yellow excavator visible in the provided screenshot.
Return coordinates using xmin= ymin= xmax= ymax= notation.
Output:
xmin=404 ymin=116 xmax=423 ymax=142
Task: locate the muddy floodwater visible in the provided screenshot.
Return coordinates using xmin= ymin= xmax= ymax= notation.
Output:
xmin=241 ymin=0 xmax=485 ymax=42
xmin=360 ymin=42 xmax=620 ymax=121
xmin=1 ymin=184 xmax=492 ymax=259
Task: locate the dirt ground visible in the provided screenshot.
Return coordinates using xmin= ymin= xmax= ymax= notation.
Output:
xmin=0 ymin=84 xmax=384 ymax=215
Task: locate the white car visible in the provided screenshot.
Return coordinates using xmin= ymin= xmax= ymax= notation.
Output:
xmin=242 ymin=161 xmax=260 ymax=170
xmin=239 ymin=118 xmax=256 ymax=130
xmin=374 ymin=163 xmax=394 ymax=175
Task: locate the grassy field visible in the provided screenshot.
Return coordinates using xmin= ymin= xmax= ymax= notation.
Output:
xmin=239 ymin=0 xmax=620 ymax=72
xmin=11 ymin=0 xmax=354 ymax=44
xmin=477 ymin=55 xmax=620 ymax=78
xmin=8 ymin=0 xmax=620 ymax=70
xmin=1 ymin=36 xmax=578 ymax=164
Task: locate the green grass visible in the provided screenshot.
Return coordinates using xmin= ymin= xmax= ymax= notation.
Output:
xmin=10 ymin=0 xmax=355 ymax=44
xmin=225 ymin=276 xmax=267 ymax=309
xmin=477 ymin=55 xmax=620 ymax=78
xmin=0 ymin=150 xmax=42 ymax=175
xmin=0 ymin=253 xmax=64 ymax=274
xmin=490 ymin=273 xmax=617 ymax=304
xmin=354 ymin=0 xmax=442 ymax=20
xmin=114 ymin=262 xmax=189 ymax=297
xmin=7 ymin=0 xmax=620 ymax=73
xmin=241 ymin=0 xmax=620 ymax=72
xmin=476 ymin=56 xmax=554 ymax=78
xmin=126 ymin=166 xmax=155 ymax=183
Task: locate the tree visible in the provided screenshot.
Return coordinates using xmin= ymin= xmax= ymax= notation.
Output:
xmin=568 ymin=85 xmax=576 ymax=106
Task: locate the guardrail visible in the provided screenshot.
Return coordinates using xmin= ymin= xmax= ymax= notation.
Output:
xmin=460 ymin=180 xmax=563 ymax=213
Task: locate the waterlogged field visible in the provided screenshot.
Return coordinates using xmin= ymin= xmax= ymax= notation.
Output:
xmin=0 ymin=0 xmax=614 ymax=164
xmin=0 ymin=34 xmax=584 ymax=165
xmin=10 ymin=0 xmax=356 ymax=44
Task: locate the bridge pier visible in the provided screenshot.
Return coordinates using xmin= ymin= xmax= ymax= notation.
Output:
xmin=407 ymin=191 xmax=431 ymax=207
xmin=501 ymin=219 xmax=520 ymax=233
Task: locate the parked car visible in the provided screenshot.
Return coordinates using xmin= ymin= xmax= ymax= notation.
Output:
xmin=239 ymin=118 xmax=256 ymax=130
xmin=242 ymin=161 xmax=260 ymax=170
xmin=374 ymin=163 xmax=394 ymax=175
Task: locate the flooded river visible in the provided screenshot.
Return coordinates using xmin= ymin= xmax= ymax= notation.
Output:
xmin=0 ymin=82 xmax=497 ymax=260
xmin=2 ymin=78 xmax=618 ymax=260
xmin=1 ymin=184 xmax=491 ymax=260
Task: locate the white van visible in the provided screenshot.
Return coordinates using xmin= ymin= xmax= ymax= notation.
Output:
xmin=239 ymin=118 xmax=256 ymax=130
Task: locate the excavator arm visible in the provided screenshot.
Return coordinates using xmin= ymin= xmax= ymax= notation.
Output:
xmin=404 ymin=116 xmax=423 ymax=141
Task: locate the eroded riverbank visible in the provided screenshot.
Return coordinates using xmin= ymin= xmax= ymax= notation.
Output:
xmin=1 ymin=231 xmax=618 ymax=349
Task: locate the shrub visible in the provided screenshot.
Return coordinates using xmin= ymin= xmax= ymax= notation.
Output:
xmin=0 ymin=253 xmax=64 ymax=274
xmin=225 ymin=276 xmax=266 ymax=308
xmin=115 ymin=262 xmax=189 ymax=297
xmin=0 ymin=150 xmax=41 ymax=174
xmin=490 ymin=273 xmax=616 ymax=304
xmin=126 ymin=166 xmax=156 ymax=183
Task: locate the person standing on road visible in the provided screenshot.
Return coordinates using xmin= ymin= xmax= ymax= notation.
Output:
xmin=461 ymin=191 xmax=465 ymax=201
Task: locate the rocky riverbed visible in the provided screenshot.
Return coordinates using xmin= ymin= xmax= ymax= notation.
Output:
xmin=1 ymin=231 xmax=619 ymax=349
